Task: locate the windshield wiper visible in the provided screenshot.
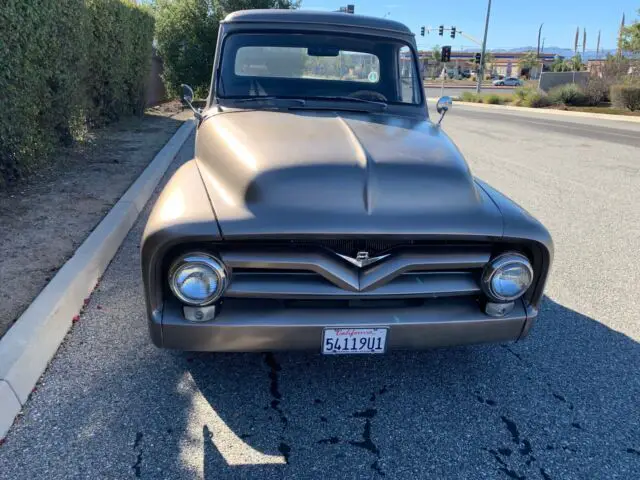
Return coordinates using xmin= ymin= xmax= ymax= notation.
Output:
xmin=231 ymin=96 xmax=306 ymax=106
xmin=312 ymin=96 xmax=388 ymax=110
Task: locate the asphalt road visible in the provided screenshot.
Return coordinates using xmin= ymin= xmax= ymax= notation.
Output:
xmin=425 ymin=85 xmax=516 ymax=99
xmin=1 ymin=106 xmax=639 ymax=480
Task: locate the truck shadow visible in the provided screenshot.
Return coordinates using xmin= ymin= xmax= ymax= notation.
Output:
xmin=175 ymin=296 xmax=640 ymax=479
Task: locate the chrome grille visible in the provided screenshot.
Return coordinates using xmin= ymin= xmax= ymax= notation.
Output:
xmin=217 ymin=245 xmax=491 ymax=301
xmin=293 ymin=239 xmax=410 ymax=257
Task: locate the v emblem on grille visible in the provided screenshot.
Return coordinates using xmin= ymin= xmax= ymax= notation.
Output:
xmin=337 ymin=251 xmax=390 ymax=269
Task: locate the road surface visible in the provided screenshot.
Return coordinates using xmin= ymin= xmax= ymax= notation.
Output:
xmin=1 ymin=106 xmax=639 ymax=480
xmin=425 ymin=85 xmax=516 ymax=99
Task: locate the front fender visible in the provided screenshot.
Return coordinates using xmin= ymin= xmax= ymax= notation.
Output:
xmin=141 ymin=159 xmax=222 ymax=327
xmin=475 ymin=179 xmax=554 ymax=309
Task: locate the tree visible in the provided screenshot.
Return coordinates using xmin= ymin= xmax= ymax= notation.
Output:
xmin=518 ymin=51 xmax=539 ymax=77
xmin=569 ymin=53 xmax=584 ymax=71
xmin=218 ymin=0 xmax=300 ymax=14
xmin=551 ymin=55 xmax=568 ymax=72
xmin=155 ymin=0 xmax=220 ymax=97
xmin=483 ymin=51 xmax=494 ymax=69
xmin=154 ymin=0 xmax=300 ymax=97
xmin=431 ymin=45 xmax=442 ymax=62
xmin=620 ymin=9 xmax=640 ymax=53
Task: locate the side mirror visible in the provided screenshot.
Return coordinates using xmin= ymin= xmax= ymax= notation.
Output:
xmin=181 ymin=84 xmax=201 ymax=120
xmin=181 ymin=84 xmax=194 ymax=104
xmin=435 ymin=96 xmax=453 ymax=126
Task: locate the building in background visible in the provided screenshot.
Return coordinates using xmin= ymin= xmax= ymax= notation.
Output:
xmin=418 ymin=50 xmax=561 ymax=79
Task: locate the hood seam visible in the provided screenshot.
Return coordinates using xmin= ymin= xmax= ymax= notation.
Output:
xmin=336 ymin=116 xmax=373 ymax=215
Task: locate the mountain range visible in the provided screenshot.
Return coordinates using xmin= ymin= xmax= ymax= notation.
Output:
xmin=466 ymin=47 xmax=619 ymax=60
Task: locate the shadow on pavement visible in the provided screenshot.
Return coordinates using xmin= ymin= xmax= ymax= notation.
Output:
xmin=172 ymin=296 xmax=640 ymax=479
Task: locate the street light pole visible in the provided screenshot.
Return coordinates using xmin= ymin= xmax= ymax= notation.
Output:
xmin=476 ymin=0 xmax=492 ymax=94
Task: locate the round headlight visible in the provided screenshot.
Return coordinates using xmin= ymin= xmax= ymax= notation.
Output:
xmin=169 ymin=253 xmax=228 ymax=306
xmin=482 ymin=252 xmax=533 ymax=302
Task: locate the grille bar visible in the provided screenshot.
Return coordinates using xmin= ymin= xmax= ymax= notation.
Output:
xmin=219 ymin=247 xmax=490 ymax=296
xmin=225 ymin=272 xmax=481 ymax=300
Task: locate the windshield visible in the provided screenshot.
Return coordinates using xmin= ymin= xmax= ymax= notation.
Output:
xmin=217 ymin=33 xmax=422 ymax=106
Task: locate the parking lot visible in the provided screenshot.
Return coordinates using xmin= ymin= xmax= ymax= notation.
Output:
xmin=0 ymin=105 xmax=639 ymax=480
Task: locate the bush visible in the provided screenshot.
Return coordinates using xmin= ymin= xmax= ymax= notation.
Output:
xmin=583 ymin=77 xmax=610 ymax=105
xmin=154 ymin=0 xmax=220 ymax=98
xmin=85 ymin=0 xmax=155 ymax=126
xmin=547 ymin=83 xmax=588 ymax=106
xmin=523 ymin=91 xmax=551 ymax=108
xmin=513 ymin=86 xmax=536 ymax=106
xmin=610 ymin=84 xmax=640 ymax=111
xmin=0 ymin=0 xmax=154 ymax=186
xmin=460 ymin=92 xmax=481 ymax=103
xmin=155 ymin=0 xmax=300 ymax=97
xmin=485 ymin=94 xmax=504 ymax=105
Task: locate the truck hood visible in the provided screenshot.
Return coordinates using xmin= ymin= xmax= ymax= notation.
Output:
xmin=195 ymin=110 xmax=503 ymax=239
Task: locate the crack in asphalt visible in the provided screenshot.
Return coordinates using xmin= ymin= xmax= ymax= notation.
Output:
xmin=501 ymin=416 xmax=521 ymax=445
xmin=264 ymin=353 xmax=291 ymax=464
xmin=485 ymin=415 xmax=548 ymax=479
xmin=317 ymin=436 xmax=340 ymax=445
xmin=486 ymin=448 xmax=526 ymax=480
xmin=132 ymin=432 xmax=143 ymax=478
xmin=476 ymin=392 xmax=497 ymax=407
xmin=540 ymin=467 xmax=553 ymax=480
xmin=348 ymin=388 xmax=389 ymax=477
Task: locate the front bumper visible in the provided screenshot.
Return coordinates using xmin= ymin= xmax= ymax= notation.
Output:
xmin=150 ymin=297 xmax=536 ymax=352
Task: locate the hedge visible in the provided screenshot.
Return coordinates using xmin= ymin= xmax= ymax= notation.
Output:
xmin=0 ymin=0 xmax=154 ymax=186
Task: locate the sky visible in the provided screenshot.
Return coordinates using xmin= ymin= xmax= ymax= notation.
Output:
xmin=300 ymin=1 xmax=639 ymax=51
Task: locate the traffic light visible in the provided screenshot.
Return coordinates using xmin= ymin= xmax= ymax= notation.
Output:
xmin=438 ymin=25 xmax=444 ymax=36
xmin=441 ymin=45 xmax=451 ymax=63
xmin=450 ymin=27 xmax=456 ymax=39
xmin=475 ymin=52 xmax=482 ymax=64
xmin=420 ymin=26 xmax=425 ymax=36
xmin=346 ymin=4 xmax=354 ymax=14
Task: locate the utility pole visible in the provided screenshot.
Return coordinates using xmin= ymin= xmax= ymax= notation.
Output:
xmin=476 ymin=0 xmax=492 ymax=93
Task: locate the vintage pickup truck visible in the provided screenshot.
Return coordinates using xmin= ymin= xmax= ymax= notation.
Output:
xmin=141 ymin=10 xmax=553 ymax=354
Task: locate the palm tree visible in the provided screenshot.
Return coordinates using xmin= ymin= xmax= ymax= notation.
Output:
xmin=570 ymin=53 xmax=584 ymax=71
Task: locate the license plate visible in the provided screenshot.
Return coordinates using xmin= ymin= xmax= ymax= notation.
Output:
xmin=322 ymin=328 xmax=388 ymax=355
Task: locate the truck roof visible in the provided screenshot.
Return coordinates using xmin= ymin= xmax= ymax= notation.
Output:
xmin=222 ymin=9 xmax=414 ymax=36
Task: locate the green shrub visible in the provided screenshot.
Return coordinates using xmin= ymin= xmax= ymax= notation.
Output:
xmin=154 ymin=0 xmax=220 ymax=98
xmin=610 ymin=84 xmax=640 ymax=111
xmin=512 ymin=86 xmax=537 ymax=106
xmin=460 ymin=92 xmax=480 ymax=103
xmin=155 ymin=0 xmax=300 ymax=97
xmin=523 ymin=91 xmax=551 ymax=108
xmin=85 ymin=0 xmax=155 ymax=126
xmin=485 ymin=94 xmax=504 ymax=105
xmin=0 ymin=0 xmax=154 ymax=186
xmin=547 ymin=83 xmax=588 ymax=106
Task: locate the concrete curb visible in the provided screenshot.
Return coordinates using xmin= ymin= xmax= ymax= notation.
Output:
xmin=430 ymin=97 xmax=640 ymax=124
xmin=0 ymin=119 xmax=195 ymax=439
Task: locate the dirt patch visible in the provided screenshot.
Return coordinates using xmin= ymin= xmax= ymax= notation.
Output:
xmin=0 ymin=101 xmax=192 ymax=338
